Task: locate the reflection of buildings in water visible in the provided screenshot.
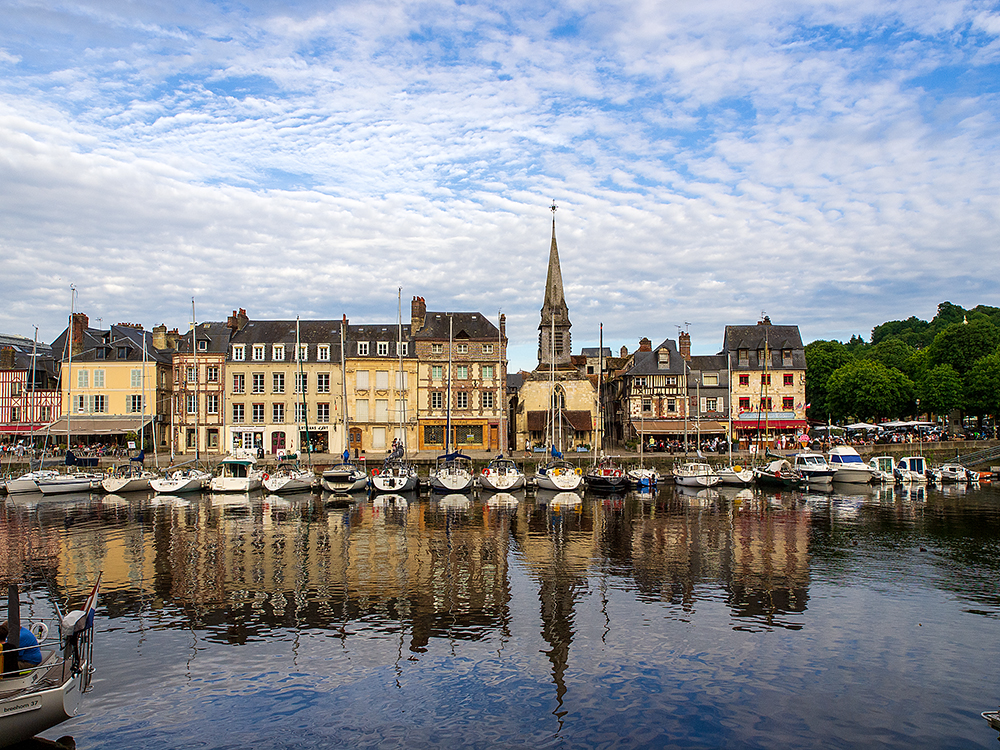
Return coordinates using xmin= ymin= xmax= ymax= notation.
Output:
xmin=2 ymin=496 xmax=520 ymax=653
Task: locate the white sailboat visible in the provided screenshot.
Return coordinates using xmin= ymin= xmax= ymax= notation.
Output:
xmin=321 ymin=316 xmax=368 ymax=493
xmin=534 ymin=302 xmax=582 ymax=492
xmin=718 ymin=341 xmax=754 ymax=486
xmin=266 ymin=318 xmax=317 ymax=493
xmin=430 ymin=314 xmax=474 ymax=493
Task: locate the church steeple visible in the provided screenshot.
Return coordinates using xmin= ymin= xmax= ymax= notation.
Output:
xmin=538 ymin=202 xmax=572 ymax=369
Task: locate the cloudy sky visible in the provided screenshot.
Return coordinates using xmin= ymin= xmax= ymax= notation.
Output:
xmin=1 ymin=0 xmax=998 ymax=370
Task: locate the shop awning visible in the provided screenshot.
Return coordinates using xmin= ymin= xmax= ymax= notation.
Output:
xmin=629 ymin=419 xmax=729 ymax=435
xmin=43 ymin=416 xmax=155 ymax=435
xmin=733 ymin=419 xmax=808 ymax=430
xmin=0 ymin=424 xmax=46 ymax=434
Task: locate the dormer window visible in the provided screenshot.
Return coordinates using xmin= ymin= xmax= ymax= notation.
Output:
xmin=232 ymin=345 xmax=245 ymax=361
xmin=782 ymin=349 xmax=792 ymax=366
xmin=273 ymin=344 xmax=285 ymax=361
xmin=456 ymin=343 xmax=468 ymax=355
xmin=252 ymin=344 xmax=265 ymax=361
xmin=358 ymin=342 xmax=369 ymax=356
xmin=657 ymin=349 xmax=670 ymax=369
xmin=318 ymin=345 xmax=330 ymax=361
xmin=738 ymin=348 xmax=748 ymax=365
xmin=297 ymin=344 xmax=308 ymax=362
xmin=377 ymin=342 xmax=389 ymax=356
xmin=198 ymin=339 xmax=208 ymax=351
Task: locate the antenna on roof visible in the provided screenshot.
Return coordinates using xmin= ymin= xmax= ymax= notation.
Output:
xmin=684 ymin=322 xmax=691 ymax=333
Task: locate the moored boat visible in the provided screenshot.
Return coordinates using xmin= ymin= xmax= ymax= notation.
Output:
xmin=150 ymin=467 xmax=212 ymax=494
xmin=534 ymin=459 xmax=583 ymax=491
xmin=791 ymin=452 xmax=836 ymax=485
xmin=868 ymin=455 xmax=895 ymax=484
xmin=753 ymin=458 xmax=805 ymax=488
xmin=626 ymin=466 xmax=660 ymax=488
xmin=895 ymin=455 xmax=928 ymax=484
xmin=370 ymin=457 xmax=419 ymax=494
xmin=827 ymin=445 xmax=877 ymax=483
xmin=672 ymin=461 xmax=721 ymax=488
xmin=931 ymin=462 xmax=971 ymax=484
xmin=101 ymin=463 xmax=156 ymax=494
xmin=584 ymin=456 xmax=629 ymax=493
xmin=430 ymin=452 xmax=475 ymax=493
xmin=36 ymin=471 xmax=104 ymax=495
xmin=478 ymin=456 xmax=526 ymax=492
xmin=5 ymin=470 xmax=60 ymax=494
xmin=210 ymin=456 xmax=264 ymax=492
xmin=263 ymin=462 xmax=316 ymax=493
xmin=321 ymin=456 xmax=368 ymax=494
xmin=1 ymin=576 xmax=101 ymax=749
xmin=717 ymin=464 xmax=755 ymax=486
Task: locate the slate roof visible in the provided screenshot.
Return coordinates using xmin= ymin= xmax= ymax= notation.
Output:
xmin=722 ymin=324 xmax=806 ymax=370
xmin=176 ymin=322 xmax=232 ymax=354
xmin=414 ymin=311 xmax=500 ymax=341
xmin=51 ymin=325 xmax=173 ymax=364
xmin=623 ymin=339 xmax=685 ymax=377
xmin=228 ymin=319 xmax=416 ymax=361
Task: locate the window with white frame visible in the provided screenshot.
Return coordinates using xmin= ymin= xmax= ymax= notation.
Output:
xmin=187 ymin=394 xmax=197 ymax=414
xmin=206 ymin=394 xmax=219 ymax=414
xmin=375 ymin=370 xmax=389 ymax=389
xmin=232 ymin=403 xmax=245 ymax=423
xmin=207 ymin=366 xmax=219 ymax=382
xmin=233 ymin=345 xmax=245 ymax=361
xmin=483 ymin=343 xmax=494 ymax=354
xmin=355 ymin=399 xmax=369 ymax=422
xmin=377 ymin=342 xmax=389 ymax=356
xmin=397 ymin=342 xmax=408 ymax=356
xmin=317 ymin=403 xmax=330 ymax=423
xmin=273 ymin=402 xmax=284 ymax=423
xmin=273 ymin=372 xmax=285 ymax=393
xmin=375 ymin=399 xmax=389 ymax=421
xmin=431 ymin=392 xmax=443 ymax=409
xmin=186 ymin=366 xmax=196 ymax=383
xmin=94 ymin=369 xmax=105 ymax=387
xmin=481 ymin=365 xmax=494 ymax=380
xmin=703 ymin=373 xmax=719 ymax=386
xmin=456 ymin=392 xmax=468 ymax=409
xmin=357 ymin=342 xmax=369 ymax=356
xmin=273 ymin=344 xmax=285 ymax=361
xmin=252 ymin=344 xmax=265 ymax=361
xmin=76 ymin=370 xmax=89 ymax=389
xmin=355 ymin=370 xmax=369 ymax=389
xmin=198 ymin=340 xmax=207 ymax=351
xmin=456 ymin=365 xmax=468 ymax=380
xmin=431 ymin=365 xmax=443 ymax=380
xmin=318 ymin=345 xmax=330 ymax=361
xmin=252 ymin=403 xmax=264 ymax=423
xmin=252 ymin=373 xmax=265 ymax=393
xmin=456 ymin=343 xmax=468 ymax=354
xmin=432 ymin=343 xmax=443 ymax=354
xmin=297 ymin=344 xmax=308 ymax=361
xmin=482 ymin=391 xmax=494 ymax=409
xmin=317 ymin=373 xmax=330 ymax=393
xmin=295 ymin=372 xmax=307 ymax=393
xmin=294 ymin=403 xmax=306 ymax=423
xmin=233 ymin=372 xmax=245 ymax=393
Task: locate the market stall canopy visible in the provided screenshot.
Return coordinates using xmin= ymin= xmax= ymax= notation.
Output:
xmin=631 ymin=419 xmax=729 ymax=435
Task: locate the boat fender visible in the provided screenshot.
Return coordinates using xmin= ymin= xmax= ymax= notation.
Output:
xmin=372 ymin=469 xmax=379 ymax=476
xmin=575 ymin=467 xmax=582 ymax=475
xmin=733 ymin=465 xmax=742 ymax=472
xmin=483 ymin=469 xmax=489 ymax=476
xmin=263 ymin=473 xmax=270 ymax=481
xmin=30 ymin=622 xmax=48 ymax=643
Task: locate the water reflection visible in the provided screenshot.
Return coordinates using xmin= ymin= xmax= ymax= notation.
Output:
xmin=2 ymin=482 xmax=999 ymax=748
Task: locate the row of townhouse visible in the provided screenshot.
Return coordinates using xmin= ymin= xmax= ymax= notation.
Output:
xmin=0 ymin=334 xmax=61 ymax=439
xmin=603 ymin=316 xmax=808 ymax=447
xmin=28 ymin=297 xmax=507 ymax=457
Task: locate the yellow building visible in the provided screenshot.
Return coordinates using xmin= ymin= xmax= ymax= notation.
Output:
xmin=49 ymin=314 xmax=174 ymax=450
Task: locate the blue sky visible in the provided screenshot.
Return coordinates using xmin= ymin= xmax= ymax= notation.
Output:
xmin=1 ymin=0 xmax=998 ymax=370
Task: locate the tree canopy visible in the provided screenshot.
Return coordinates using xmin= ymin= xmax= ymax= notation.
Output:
xmin=826 ymin=359 xmax=914 ymax=422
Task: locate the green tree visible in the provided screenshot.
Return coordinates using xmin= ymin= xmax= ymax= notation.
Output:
xmin=916 ymin=364 xmax=964 ymax=418
xmin=964 ymin=352 xmax=1000 ymax=419
xmin=866 ymin=338 xmax=916 ymax=373
xmin=928 ymin=319 xmax=1000 ymax=374
xmin=870 ymin=315 xmax=931 ymax=348
xmin=804 ymin=340 xmax=852 ymax=423
xmin=826 ymin=359 xmax=914 ymax=422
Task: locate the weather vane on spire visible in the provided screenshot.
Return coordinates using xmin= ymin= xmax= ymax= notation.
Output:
xmin=550 ymin=200 xmax=558 ymax=215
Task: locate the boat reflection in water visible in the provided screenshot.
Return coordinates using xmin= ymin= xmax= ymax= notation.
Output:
xmin=2 ymin=482 xmax=998 ymax=749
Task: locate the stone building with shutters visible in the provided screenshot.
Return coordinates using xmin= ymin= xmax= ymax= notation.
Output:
xmin=513 ymin=212 xmax=597 ymax=455
xmin=411 ymin=297 xmax=507 ymax=452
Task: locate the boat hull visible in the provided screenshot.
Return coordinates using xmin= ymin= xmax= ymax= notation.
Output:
xmin=263 ymin=473 xmax=316 ymax=493
xmin=626 ymin=468 xmax=659 ymax=488
xmin=479 ymin=472 xmax=526 ymax=492
xmin=37 ymin=474 xmax=103 ymax=495
xmin=717 ymin=467 xmax=754 ymax=486
xmin=430 ymin=472 xmax=474 ymax=492
xmin=370 ymin=472 xmax=419 ymax=493
xmin=150 ymin=476 xmax=208 ymax=494
xmin=210 ymin=477 xmax=263 ymax=492
xmin=101 ymin=475 xmax=152 ymax=494
xmin=0 ymin=665 xmax=88 ymax=748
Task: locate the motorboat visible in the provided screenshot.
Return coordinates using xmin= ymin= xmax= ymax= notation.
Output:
xmin=478 ymin=456 xmax=526 ymax=492
xmin=894 ymin=455 xmax=928 ymax=484
xmin=36 ymin=472 xmax=104 ymax=495
xmin=672 ymin=461 xmax=721 ymax=488
xmin=210 ymin=456 xmax=264 ymax=492
xmin=583 ymin=457 xmax=629 ymax=493
xmin=5 ymin=470 xmax=60 ymax=494
xmin=150 ymin=467 xmax=212 ymax=494
xmin=931 ymin=462 xmax=971 ymax=484
xmin=263 ymin=462 xmax=316 ymax=494
xmin=717 ymin=464 xmax=754 ymax=486
xmin=534 ymin=459 xmax=583 ymax=491
xmin=753 ymin=458 xmax=805 ymax=488
xmin=827 ymin=446 xmax=877 ymax=483
xmin=430 ymin=452 xmax=475 ymax=493
xmin=1 ymin=576 xmax=100 ymax=749
xmin=370 ymin=458 xmax=419 ymax=494
xmin=791 ymin=452 xmax=836 ymax=485
xmin=868 ymin=455 xmax=896 ymax=484
xmin=101 ymin=463 xmax=156 ymax=494
xmin=321 ymin=451 xmax=368 ymax=493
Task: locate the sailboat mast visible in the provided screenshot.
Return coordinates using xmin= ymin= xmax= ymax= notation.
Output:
xmin=67 ymin=285 xmax=75 ymax=457
xmin=192 ymin=298 xmax=199 ymax=463
xmin=397 ymin=288 xmax=405 ymax=454
xmin=446 ymin=315 xmax=453 ymax=454
xmin=727 ymin=338 xmax=733 ymax=466
xmin=550 ymin=311 xmax=556 ymax=453
xmin=340 ymin=315 xmax=349 ymax=457
xmin=298 ymin=317 xmax=312 ymax=464
xmin=29 ymin=326 xmax=37 ymax=442
xmin=595 ymin=323 xmax=603 ymax=461
xmin=497 ymin=309 xmax=504 ymax=455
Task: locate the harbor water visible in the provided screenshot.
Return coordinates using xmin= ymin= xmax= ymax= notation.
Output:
xmin=2 ymin=482 xmax=999 ymax=749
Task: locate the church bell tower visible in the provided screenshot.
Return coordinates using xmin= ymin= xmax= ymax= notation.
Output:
xmin=538 ymin=202 xmax=573 ymax=369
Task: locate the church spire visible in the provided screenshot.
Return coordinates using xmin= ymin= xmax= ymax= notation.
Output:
xmin=538 ymin=201 xmax=572 ymax=369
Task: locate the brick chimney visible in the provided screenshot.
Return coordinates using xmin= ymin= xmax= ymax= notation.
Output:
xmin=152 ymin=324 xmax=168 ymax=350
xmin=411 ymin=296 xmax=426 ymax=336
xmin=70 ymin=313 xmax=89 ymax=357
xmin=167 ymin=328 xmax=180 ymax=349
xmin=226 ymin=308 xmax=249 ymax=335
xmin=678 ymin=331 xmax=691 ymax=361
xmin=638 ymin=337 xmax=652 ymax=352
xmin=0 ymin=347 xmax=14 ymax=370
xmin=620 ymin=346 xmax=628 ymax=358
xmin=757 ymin=315 xmax=771 ymax=326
